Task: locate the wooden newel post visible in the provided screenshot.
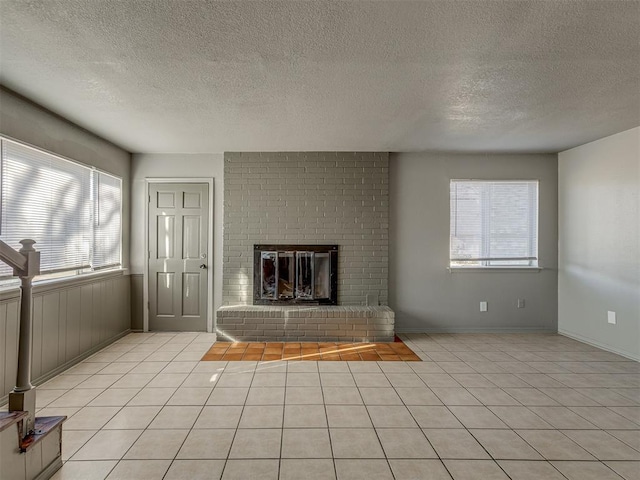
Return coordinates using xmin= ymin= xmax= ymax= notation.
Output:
xmin=0 ymin=239 xmax=40 ymax=434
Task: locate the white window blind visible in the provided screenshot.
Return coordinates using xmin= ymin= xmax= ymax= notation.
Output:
xmin=0 ymin=139 xmax=92 ymax=276
xmin=93 ymin=172 xmax=122 ymax=269
xmin=0 ymin=138 xmax=122 ymax=278
xmin=450 ymin=180 xmax=538 ymax=267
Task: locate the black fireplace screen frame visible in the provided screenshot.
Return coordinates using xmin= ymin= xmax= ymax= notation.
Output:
xmin=253 ymin=244 xmax=338 ymax=305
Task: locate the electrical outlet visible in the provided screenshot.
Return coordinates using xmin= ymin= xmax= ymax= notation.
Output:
xmin=607 ymin=311 xmax=616 ymax=325
xmin=480 ymin=301 xmax=488 ymax=312
xmin=517 ymin=299 xmax=525 ymax=309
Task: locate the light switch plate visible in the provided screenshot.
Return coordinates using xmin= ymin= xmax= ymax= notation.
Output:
xmin=607 ymin=311 xmax=616 ymax=324
xmin=480 ymin=301 xmax=488 ymax=312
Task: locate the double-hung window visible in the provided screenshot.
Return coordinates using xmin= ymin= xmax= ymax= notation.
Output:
xmin=450 ymin=180 xmax=539 ymax=268
xmin=0 ymin=137 xmax=122 ymax=280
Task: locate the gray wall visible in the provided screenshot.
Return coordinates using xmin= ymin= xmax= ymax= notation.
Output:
xmin=0 ymin=87 xmax=132 ymax=269
xmin=131 ymin=153 xmax=224 ymax=331
xmin=558 ymin=127 xmax=640 ymax=360
xmin=0 ymin=88 xmax=133 ymax=398
xmin=223 ymin=152 xmax=389 ymax=306
xmin=0 ymin=272 xmax=130 ymax=402
xmin=390 ymin=152 xmax=558 ymax=332
xmin=130 ymin=274 xmax=144 ymax=331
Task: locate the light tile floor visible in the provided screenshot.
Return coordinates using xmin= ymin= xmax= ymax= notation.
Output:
xmin=3 ymin=332 xmax=639 ymax=480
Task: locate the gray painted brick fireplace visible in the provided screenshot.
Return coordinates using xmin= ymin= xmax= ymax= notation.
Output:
xmin=218 ymin=152 xmax=393 ymax=342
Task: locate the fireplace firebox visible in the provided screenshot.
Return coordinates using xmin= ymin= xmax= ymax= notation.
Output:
xmin=253 ymin=245 xmax=338 ymax=305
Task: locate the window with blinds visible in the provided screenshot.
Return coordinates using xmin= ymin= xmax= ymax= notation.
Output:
xmin=0 ymin=137 xmax=122 ymax=279
xmin=450 ymin=180 xmax=539 ymax=267
xmin=93 ymin=172 xmax=122 ymax=270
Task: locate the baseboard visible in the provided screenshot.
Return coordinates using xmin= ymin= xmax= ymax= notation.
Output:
xmin=0 ymin=329 xmax=131 ymax=406
xmin=558 ymin=329 xmax=640 ymax=362
xmin=32 ymin=329 xmax=132 ymax=385
xmin=396 ymin=327 xmax=557 ymax=334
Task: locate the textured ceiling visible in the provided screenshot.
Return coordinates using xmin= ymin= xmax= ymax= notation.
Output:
xmin=1 ymin=0 xmax=639 ymax=154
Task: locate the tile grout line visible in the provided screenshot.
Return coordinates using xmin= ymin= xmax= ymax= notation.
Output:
xmin=219 ymin=360 xmax=257 ymax=479
xmin=10 ymin=331 xmax=640 ymax=479
xmin=278 ymin=359 xmax=289 ymax=479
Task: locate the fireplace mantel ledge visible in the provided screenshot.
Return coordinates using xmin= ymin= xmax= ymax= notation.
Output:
xmin=217 ymin=305 xmax=393 ymax=316
xmin=216 ymin=305 xmax=394 ymax=342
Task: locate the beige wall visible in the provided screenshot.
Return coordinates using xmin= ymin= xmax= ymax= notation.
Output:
xmin=130 ymin=153 xmax=225 ymax=330
xmin=558 ymin=127 xmax=640 ymax=360
xmin=390 ymin=152 xmax=558 ymax=332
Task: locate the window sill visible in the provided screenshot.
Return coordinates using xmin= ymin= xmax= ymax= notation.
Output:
xmin=0 ymin=267 xmax=127 ymax=298
xmin=447 ymin=266 xmax=543 ymax=273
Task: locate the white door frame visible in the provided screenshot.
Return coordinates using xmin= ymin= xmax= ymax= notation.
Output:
xmin=144 ymin=177 xmax=215 ymax=333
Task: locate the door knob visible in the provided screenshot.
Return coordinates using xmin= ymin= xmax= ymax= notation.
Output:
xmin=200 ymin=264 xmax=207 ymax=269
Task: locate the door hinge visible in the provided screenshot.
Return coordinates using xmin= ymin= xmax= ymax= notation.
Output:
xmin=148 ymin=195 xmax=151 ymax=203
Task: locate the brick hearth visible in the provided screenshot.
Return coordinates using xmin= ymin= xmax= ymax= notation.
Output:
xmin=216 ymin=306 xmax=394 ymax=342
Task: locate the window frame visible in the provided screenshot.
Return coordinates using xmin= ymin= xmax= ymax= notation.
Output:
xmin=0 ymin=135 xmax=124 ymax=285
xmin=449 ymin=179 xmax=542 ymax=271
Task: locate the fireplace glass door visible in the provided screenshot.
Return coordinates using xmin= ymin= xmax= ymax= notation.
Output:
xmin=255 ymin=245 xmax=338 ymax=305
xmin=260 ymin=252 xmax=277 ymax=300
xmin=277 ymin=252 xmax=294 ymax=299
xmin=314 ymin=253 xmax=330 ymax=299
xmin=295 ymin=252 xmax=314 ymax=299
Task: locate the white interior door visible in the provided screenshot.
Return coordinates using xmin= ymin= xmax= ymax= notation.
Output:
xmin=148 ymin=183 xmax=209 ymax=331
